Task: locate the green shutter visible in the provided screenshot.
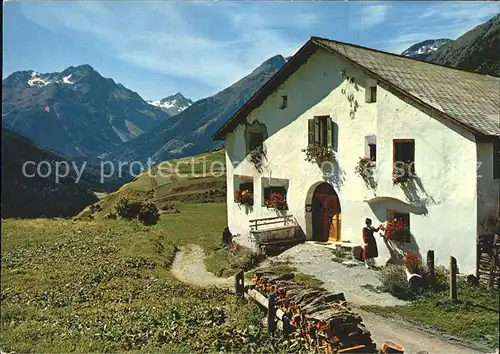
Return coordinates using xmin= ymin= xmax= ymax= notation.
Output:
xmin=327 ymin=118 xmax=333 ymax=149
xmin=313 ymin=117 xmax=320 ymax=145
xmin=332 ymin=121 xmax=338 ymax=152
xmin=308 ymin=119 xmax=314 ymax=145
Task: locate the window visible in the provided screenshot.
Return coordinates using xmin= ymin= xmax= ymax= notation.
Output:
xmin=279 ymin=95 xmax=288 ymax=109
xmin=393 ymin=139 xmax=415 ymax=174
xmin=494 ymin=138 xmax=500 ymax=179
xmin=369 ymin=143 xmax=377 ymax=161
xmin=388 ymin=210 xmax=410 ymax=243
xmin=239 ymin=182 xmax=254 ymax=193
xmin=262 ymin=178 xmax=289 ymax=208
xmin=245 ymin=121 xmax=267 ymax=154
xmin=234 ymin=181 xmax=254 ymax=205
xmin=367 ymin=86 xmax=377 ymax=103
xmin=248 ymin=132 xmax=264 ymax=151
xmin=308 ymin=116 xmax=337 ymax=150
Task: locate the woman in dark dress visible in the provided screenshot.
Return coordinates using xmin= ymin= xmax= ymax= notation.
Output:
xmin=362 ymin=218 xmax=382 ymax=269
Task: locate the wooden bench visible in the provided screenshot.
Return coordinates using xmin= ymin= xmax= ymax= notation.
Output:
xmin=249 ymin=215 xmax=304 ymax=254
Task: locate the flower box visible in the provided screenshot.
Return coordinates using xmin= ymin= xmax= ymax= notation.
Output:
xmin=383 ymin=218 xmax=410 ymax=243
xmin=265 ymin=192 xmax=288 ymax=210
xmin=301 ymin=144 xmax=334 ymax=165
xmin=234 ymin=189 xmax=254 ymax=206
xmin=393 ymin=161 xmax=416 ymax=185
xmin=354 ymin=156 xmax=376 ymax=189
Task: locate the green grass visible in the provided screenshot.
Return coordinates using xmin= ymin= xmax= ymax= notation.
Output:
xmin=362 ymin=283 xmax=500 ymax=349
xmin=1 ymin=203 xmax=298 ymax=353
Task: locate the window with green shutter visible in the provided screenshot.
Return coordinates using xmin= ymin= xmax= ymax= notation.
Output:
xmin=308 ymin=116 xmax=337 ymax=151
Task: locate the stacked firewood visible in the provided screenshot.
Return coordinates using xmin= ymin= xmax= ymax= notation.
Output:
xmin=252 ymin=269 xmax=377 ymax=353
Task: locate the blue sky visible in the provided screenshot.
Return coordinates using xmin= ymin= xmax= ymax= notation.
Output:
xmin=3 ymin=1 xmax=499 ymax=101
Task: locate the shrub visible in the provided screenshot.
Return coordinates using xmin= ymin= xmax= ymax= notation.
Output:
xmin=115 ymin=198 xmax=142 ymax=220
xmin=228 ymin=244 xmax=265 ymax=272
xmin=378 ymin=263 xmax=450 ymax=300
xmin=378 ymin=264 xmax=416 ymax=300
xmin=138 ymin=202 xmax=160 ymax=226
xmin=207 ymin=244 xmax=266 ymax=277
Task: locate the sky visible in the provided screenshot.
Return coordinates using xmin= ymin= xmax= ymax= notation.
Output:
xmin=3 ymin=1 xmax=499 ymax=101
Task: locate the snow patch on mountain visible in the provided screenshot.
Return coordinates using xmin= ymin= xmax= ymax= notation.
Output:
xmin=401 ymin=38 xmax=452 ymax=60
xmin=61 ymin=74 xmax=74 ymax=84
xmin=148 ymin=92 xmax=193 ymax=116
xmin=27 ymin=72 xmax=50 ymax=87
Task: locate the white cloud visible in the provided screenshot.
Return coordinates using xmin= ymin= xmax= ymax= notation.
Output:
xmin=359 ymin=4 xmax=391 ymax=30
xmin=20 ymin=2 xmax=314 ymax=96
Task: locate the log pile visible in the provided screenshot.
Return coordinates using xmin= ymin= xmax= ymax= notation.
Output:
xmin=252 ymin=269 xmax=377 ymax=353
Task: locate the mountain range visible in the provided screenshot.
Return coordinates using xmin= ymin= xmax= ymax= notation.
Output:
xmin=402 ymin=14 xmax=500 ymax=76
xmin=2 ymin=65 xmax=171 ymax=158
xmin=147 ymin=92 xmax=193 ymax=116
xmin=102 ymin=54 xmax=287 ymax=164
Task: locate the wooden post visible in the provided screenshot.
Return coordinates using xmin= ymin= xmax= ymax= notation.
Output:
xmin=449 ymin=256 xmax=457 ymax=302
xmin=267 ymin=292 xmax=276 ymax=335
xmin=235 ymin=271 xmax=244 ymax=298
xmin=427 ymin=250 xmax=435 ymax=289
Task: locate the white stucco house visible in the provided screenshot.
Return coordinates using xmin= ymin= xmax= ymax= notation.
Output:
xmin=212 ymin=37 xmax=500 ymax=275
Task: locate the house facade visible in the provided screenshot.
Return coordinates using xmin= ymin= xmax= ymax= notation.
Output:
xmin=213 ymin=37 xmax=500 ymax=275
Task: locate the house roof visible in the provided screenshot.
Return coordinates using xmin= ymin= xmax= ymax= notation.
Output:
xmin=212 ymin=37 xmax=500 ymax=140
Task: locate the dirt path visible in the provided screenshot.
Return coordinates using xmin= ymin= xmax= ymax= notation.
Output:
xmin=171 ymin=244 xmax=490 ymax=353
xmin=171 ymin=244 xmax=233 ymax=288
xmin=356 ymin=309 xmax=487 ymax=354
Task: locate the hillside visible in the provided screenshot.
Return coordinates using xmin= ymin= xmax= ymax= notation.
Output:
xmin=426 ymin=14 xmax=500 ymax=76
xmin=1 ymin=127 xmax=99 ymax=218
xmin=102 ymin=55 xmax=286 ymax=164
xmin=2 ymin=65 xmax=171 ymax=158
xmin=80 ymin=149 xmax=226 ymax=218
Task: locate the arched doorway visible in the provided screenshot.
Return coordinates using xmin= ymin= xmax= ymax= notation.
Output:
xmin=312 ymin=183 xmax=341 ymax=242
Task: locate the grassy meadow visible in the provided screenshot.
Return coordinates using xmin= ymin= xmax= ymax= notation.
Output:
xmin=0 ymin=203 xmax=298 ymax=353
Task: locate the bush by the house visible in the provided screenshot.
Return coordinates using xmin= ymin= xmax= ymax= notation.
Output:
xmin=115 ymin=198 xmax=143 ymax=220
xmin=378 ymin=264 xmax=415 ymax=300
xmin=138 ymin=202 xmax=160 ymax=226
xmin=228 ymin=243 xmax=265 ymax=272
xmin=206 ymin=242 xmax=265 ymax=277
xmin=378 ymin=263 xmax=450 ymax=300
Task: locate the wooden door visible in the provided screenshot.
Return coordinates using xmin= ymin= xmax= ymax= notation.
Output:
xmin=330 ymin=212 xmax=341 ymax=241
xmin=312 ymin=183 xmax=341 ymax=242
